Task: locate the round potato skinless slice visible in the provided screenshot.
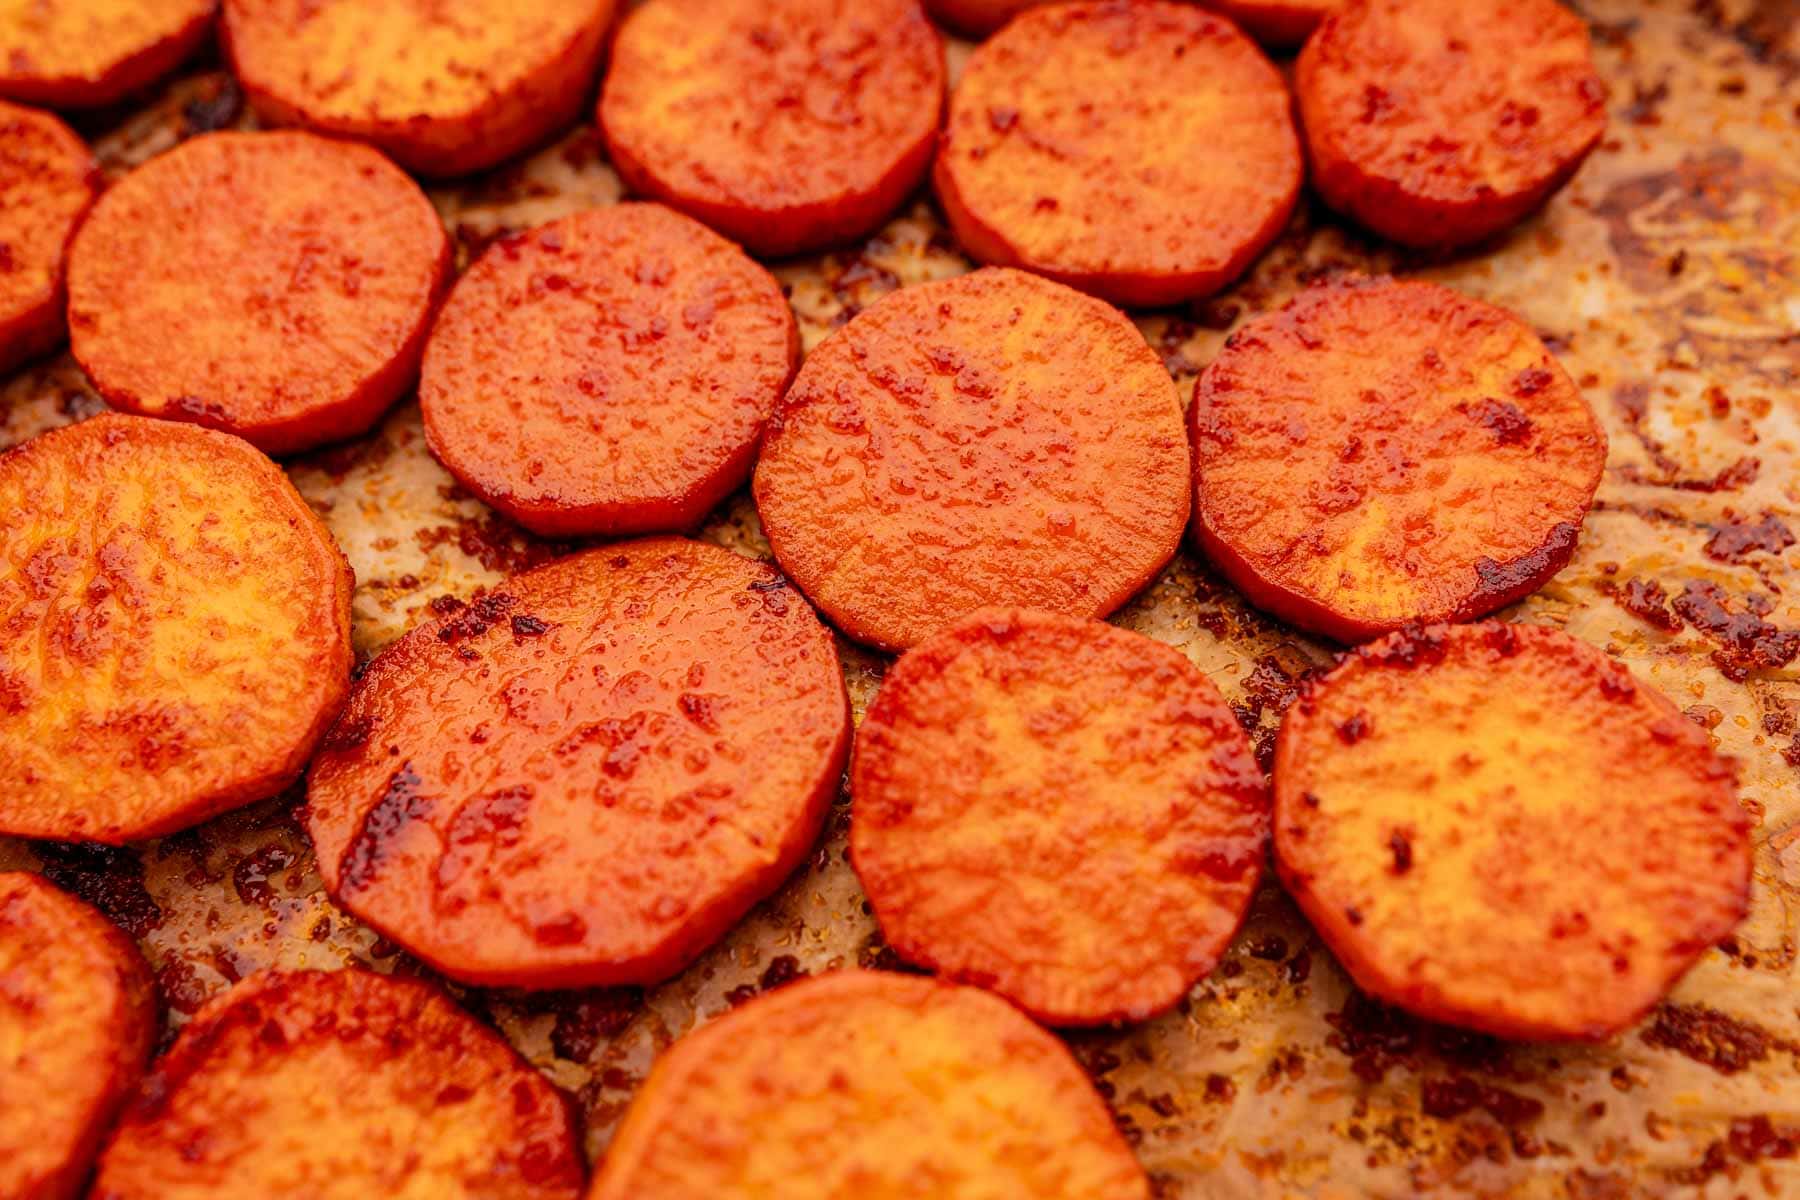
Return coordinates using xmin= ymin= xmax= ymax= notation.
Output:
xmin=306 ymin=538 xmax=850 ymax=991
xmin=420 ymin=204 xmax=800 ymax=539
xmin=1199 ymin=0 xmax=1339 ymax=48
xmin=1296 ymin=0 xmax=1607 ymax=249
xmin=850 ymin=608 xmax=1267 ymax=1026
xmin=90 ymin=968 xmax=584 ymax=1199
xmin=588 ymin=971 xmax=1151 ymax=1200
xmin=0 ymin=872 xmax=156 ymax=1200
xmin=0 ymin=413 xmax=353 ymax=843
xmin=221 ymin=0 xmax=614 ymax=177
xmin=933 ymin=2 xmax=1301 ymax=308
xmin=0 ymin=0 xmax=215 ymax=109
xmin=0 ymin=99 xmax=96 ymax=374
xmin=753 ymin=267 xmax=1190 ymax=652
xmin=66 ymin=130 xmax=450 ymax=455
xmin=923 ymin=0 xmax=1047 ymax=37
xmin=1190 ymin=275 xmax=1605 ymax=643
xmin=1273 ymin=622 xmax=1752 ymax=1041
xmin=599 ymin=0 xmax=945 ymax=258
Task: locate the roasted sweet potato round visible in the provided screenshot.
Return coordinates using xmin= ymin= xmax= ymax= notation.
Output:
xmin=420 ymin=204 xmax=799 ymax=538
xmin=0 ymin=99 xmax=96 ymax=374
xmin=1190 ymin=276 xmax=1605 ymax=642
xmin=221 ymin=0 xmax=614 ymax=176
xmin=1200 ymin=0 xmax=1339 ymax=47
xmin=589 ymin=970 xmax=1151 ymax=1199
xmin=0 ymin=0 xmax=214 ymax=109
xmin=1274 ymin=622 xmax=1752 ymax=1041
xmin=306 ymin=538 xmax=850 ymax=991
xmin=933 ymin=1 xmax=1300 ymax=308
xmin=851 ymin=608 xmax=1266 ymax=1026
xmin=599 ymin=0 xmax=945 ymax=258
xmin=753 ymin=268 xmax=1189 ymax=652
xmin=923 ymin=0 xmax=1047 ymax=37
xmin=66 ymin=130 xmax=450 ymax=455
xmin=0 ymin=872 xmax=156 ymax=1200
xmin=0 ymin=413 xmax=353 ymax=843
xmin=90 ymin=967 xmax=584 ymax=1199
xmin=1296 ymin=0 xmax=1607 ymax=249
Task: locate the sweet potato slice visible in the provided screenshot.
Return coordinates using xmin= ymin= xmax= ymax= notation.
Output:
xmin=923 ymin=0 xmax=1047 ymax=37
xmin=420 ymin=204 xmax=799 ymax=538
xmin=0 ymin=413 xmax=353 ymax=843
xmin=933 ymin=2 xmax=1300 ymax=308
xmin=1296 ymin=0 xmax=1607 ymax=249
xmin=850 ymin=608 xmax=1266 ymax=1026
xmin=0 ymin=0 xmax=214 ymax=109
xmin=1200 ymin=0 xmax=1339 ymax=48
xmin=1273 ymin=622 xmax=1751 ymax=1041
xmin=66 ymin=130 xmax=450 ymax=455
xmin=90 ymin=967 xmax=584 ymax=1199
xmin=1190 ymin=276 xmax=1605 ymax=643
xmin=306 ymin=538 xmax=850 ymax=991
xmin=0 ymin=100 xmax=96 ymax=374
xmin=221 ymin=0 xmax=612 ymax=177
xmin=589 ymin=970 xmax=1150 ymax=1199
xmin=753 ymin=268 xmax=1189 ymax=652
xmin=599 ymin=0 xmax=945 ymax=258
xmin=0 ymin=872 xmax=156 ymax=1200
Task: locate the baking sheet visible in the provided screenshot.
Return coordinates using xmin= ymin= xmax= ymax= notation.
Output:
xmin=1 ymin=1 xmax=1796 ymax=1194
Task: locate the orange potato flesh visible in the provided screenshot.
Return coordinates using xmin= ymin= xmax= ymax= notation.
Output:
xmin=420 ymin=204 xmax=799 ymax=538
xmin=0 ymin=0 xmax=214 ymax=109
xmin=1190 ymin=275 xmax=1606 ymax=643
xmin=90 ymin=968 xmax=584 ymax=1199
xmin=1274 ymin=622 xmax=1752 ymax=1041
xmin=1199 ymin=0 xmax=1340 ymax=48
xmin=222 ymin=0 xmax=614 ymax=177
xmin=1296 ymin=0 xmax=1607 ymax=249
xmin=753 ymin=267 xmax=1190 ymax=653
xmin=0 ymin=414 xmax=353 ymax=844
xmin=0 ymin=872 xmax=156 ymax=1200
xmin=588 ymin=971 xmax=1151 ymax=1200
xmin=0 ymin=99 xmax=95 ymax=374
xmin=923 ymin=0 xmax=1048 ymax=37
xmin=66 ymin=130 xmax=450 ymax=455
xmin=306 ymin=538 xmax=850 ymax=991
xmin=850 ymin=608 xmax=1267 ymax=1026
xmin=599 ymin=0 xmax=945 ymax=258
xmin=933 ymin=1 xmax=1301 ymax=308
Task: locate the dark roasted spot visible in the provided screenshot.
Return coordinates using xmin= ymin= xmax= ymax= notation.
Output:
xmin=510 ymin=614 xmax=551 ymax=640
xmin=436 ymin=592 xmax=517 ymax=643
xmin=1641 ymin=1003 xmax=1782 ymax=1074
xmin=321 ymin=713 xmax=374 ymax=754
xmin=34 ymin=842 xmax=162 ymax=938
xmin=1728 ymin=1114 xmax=1800 ymax=1163
xmin=1389 ymin=831 xmax=1413 ymax=875
xmin=1361 ymin=625 xmax=1450 ymax=669
xmin=339 ymin=764 xmax=429 ymax=892
xmin=1607 ymin=576 xmax=1683 ymax=632
xmin=1703 ymin=512 xmax=1795 ymax=564
xmin=1511 ymin=367 xmax=1554 ymax=397
xmin=232 ymin=844 xmax=297 ymax=908
xmin=1421 ymin=1076 xmax=1545 ymax=1126
xmin=1472 ymin=523 xmax=1580 ymax=605
xmin=1326 ymin=992 xmax=1510 ymax=1084
xmin=549 ymin=989 xmax=641 ymax=1061
xmin=1672 ymin=581 xmax=1800 ymax=681
xmin=1464 ymin=398 xmax=1535 ymax=445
